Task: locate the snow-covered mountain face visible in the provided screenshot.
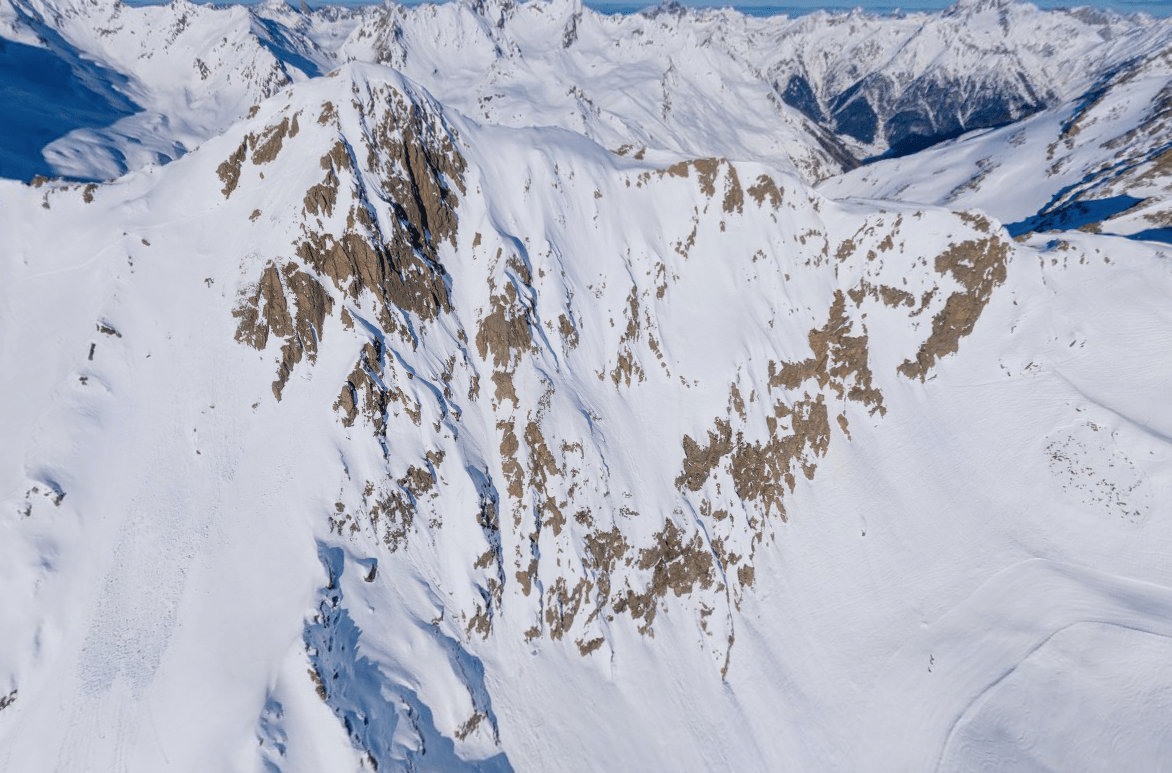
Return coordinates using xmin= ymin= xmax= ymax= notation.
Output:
xmin=3 ymin=1 xmax=1172 ymax=772
xmin=822 ymin=25 xmax=1172 ymax=234
xmin=766 ymin=0 xmax=1166 ymax=157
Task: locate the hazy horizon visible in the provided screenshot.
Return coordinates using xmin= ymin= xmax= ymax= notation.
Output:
xmin=588 ymin=0 xmax=1170 ymax=13
xmin=120 ymin=0 xmax=1172 ymax=16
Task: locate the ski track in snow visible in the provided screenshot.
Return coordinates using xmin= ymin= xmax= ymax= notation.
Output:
xmin=860 ymin=559 xmax=1172 ymax=773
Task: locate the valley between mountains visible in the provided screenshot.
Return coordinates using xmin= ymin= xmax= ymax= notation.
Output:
xmin=2 ymin=0 xmax=1172 ymax=770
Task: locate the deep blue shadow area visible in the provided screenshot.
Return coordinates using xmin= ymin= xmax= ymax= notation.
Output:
xmin=1127 ymin=228 xmax=1172 ymax=245
xmin=1006 ymin=194 xmax=1145 ymax=237
xmin=307 ymin=543 xmax=515 ymax=772
xmin=0 ymin=37 xmax=138 ymax=181
xmin=879 ymin=119 xmax=1021 ymax=159
xmin=252 ymin=16 xmax=325 ymax=77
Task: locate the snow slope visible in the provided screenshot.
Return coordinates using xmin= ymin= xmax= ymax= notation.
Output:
xmin=1 ymin=2 xmax=1172 ymax=772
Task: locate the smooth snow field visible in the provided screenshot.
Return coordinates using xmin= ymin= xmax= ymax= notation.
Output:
xmin=1 ymin=0 xmax=1171 ymax=770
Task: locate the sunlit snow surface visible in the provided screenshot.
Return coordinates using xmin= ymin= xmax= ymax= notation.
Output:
xmin=2 ymin=0 xmax=1172 ymax=771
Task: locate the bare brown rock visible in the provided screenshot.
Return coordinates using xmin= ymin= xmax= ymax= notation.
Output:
xmin=497 ymin=420 xmax=524 ymax=503
xmin=747 ymin=174 xmax=782 ymax=208
xmin=769 ymin=290 xmax=885 ymax=415
xmin=558 ymin=313 xmax=579 ymax=349
xmin=727 ymin=395 xmax=830 ymax=521
xmin=272 ymin=265 xmax=334 ymax=400
xmin=848 ymin=281 xmax=915 ymax=309
xmin=232 ymin=263 xmax=291 ymax=351
xmin=350 ymin=459 xmax=440 ymax=553
xmin=303 ymin=142 xmax=348 ymax=219
xmin=614 ymin=520 xmax=715 ymax=633
xmin=455 ymin=713 xmax=486 ymax=741
xmin=362 ymin=84 xmax=466 ymax=252
xmin=609 ymin=288 xmax=646 ymax=387
xmin=217 ymin=138 xmax=248 ymax=198
xmin=659 ymin=157 xmax=729 ymax=200
xmin=491 ymin=371 xmax=518 ymax=406
xmin=524 ymin=421 xmax=559 ymax=491
xmin=333 ymin=341 xmax=395 ymax=430
xmin=251 ymin=116 xmax=291 ymax=165
xmin=898 ymin=235 xmax=1010 ymax=381
xmin=476 ymin=282 xmax=534 ymax=369
xmin=610 ymin=349 xmax=645 ymax=387
xmin=239 ymin=87 xmax=468 ymax=399
xmin=232 ymin=261 xmax=333 ymax=401
xmin=835 ymin=239 xmax=856 ymax=261
xmin=669 ymin=292 xmax=873 ymax=562
xmin=545 ymin=577 xmax=589 ymax=640
xmin=676 ymin=419 xmax=732 ymax=492
xmin=722 ymin=163 xmax=744 ymax=215
xmin=515 ymin=558 xmax=538 ymax=597
xmin=577 ymin=637 xmax=605 ymax=656
xmin=583 ymin=527 xmax=630 ymax=575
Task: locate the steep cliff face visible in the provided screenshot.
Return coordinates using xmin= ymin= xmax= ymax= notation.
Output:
xmin=205 ymin=66 xmax=1025 ymax=677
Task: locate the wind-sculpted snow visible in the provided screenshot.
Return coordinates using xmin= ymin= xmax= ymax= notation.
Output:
xmin=2 ymin=3 xmax=1172 ymax=772
xmin=304 ymin=544 xmax=514 ymax=771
